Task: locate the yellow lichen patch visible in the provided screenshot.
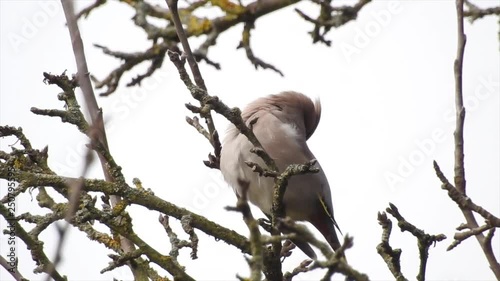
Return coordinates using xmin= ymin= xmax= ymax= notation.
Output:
xmin=186 ymin=16 xmax=213 ymax=36
xmin=132 ymin=178 xmax=143 ymax=189
xmin=241 ymin=27 xmax=250 ymax=44
xmin=13 ymin=157 xmax=24 ymax=170
xmin=112 ymin=200 xmax=127 ymax=214
xmin=211 ymin=0 xmax=245 ymax=15
xmin=97 ymin=234 xmax=121 ymax=250
xmin=111 ymin=232 xmax=122 ymax=247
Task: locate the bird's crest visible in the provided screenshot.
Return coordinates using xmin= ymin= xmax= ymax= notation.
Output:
xmin=242 ymin=91 xmax=322 ymax=140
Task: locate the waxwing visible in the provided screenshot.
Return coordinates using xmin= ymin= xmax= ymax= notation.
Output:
xmin=220 ymin=91 xmax=342 ymax=258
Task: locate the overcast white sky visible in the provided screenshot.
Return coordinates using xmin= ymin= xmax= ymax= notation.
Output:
xmin=1 ymin=0 xmax=499 ymax=280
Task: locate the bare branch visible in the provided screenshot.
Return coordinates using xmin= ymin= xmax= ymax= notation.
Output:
xmin=277 ymin=217 xmax=333 ymax=260
xmin=433 ymin=161 xmax=500 ymax=278
xmin=101 ymin=249 xmax=144 ymax=274
xmin=88 ymin=0 xmax=371 ymax=95
xmin=75 ymin=0 xmax=106 ymax=19
xmin=166 ymin=0 xmax=229 ymax=172
xmin=166 ymin=0 xmax=207 ymax=91
xmin=92 ymin=42 xmax=173 ymax=96
xmin=159 ymin=215 xmax=198 ymax=262
xmin=433 ymin=162 xmax=500 ymax=226
xmin=376 ymin=212 xmax=406 ymax=281
xmin=307 ymin=234 xmax=368 ymax=281
xmin=0 ymin=255 xmax=27 ymax=281
xmin=385 ymin=203 xmax=446 ymax=281
xmin=60 ymin=1 xmax=146 ymax=279
xmin=0 ymin=126 xmax=34 ymax=150
xmin=193 ymin=28 xmax=221 ymax=69
xmin=271 ymin=160 xmax=319 ymax=221
xmin=225 ymin=183 xmax=263 ymax=281
xmin=180 ymin=215 xmax=199 ymax=259
xmin=453 ymin=0 xmax=467 ymax=196
xmin=244 ymin=161 xmax=279 ymax=178
xmin=464 ymin=0 xmax=500 ymax=22
xmin=295 ymin=0 xmax=371 ymax=45
xmin=283 ymin=259 xmax=313 ymax=281
xmin=167 ymin=50 xmax=278 ymax=172
xmin=43 ymin=147 xmax=94 ymax=281
xmin=448 ymin=223 xmax=495 ymax=251
xmin=0 ymin=164 xmax=251 ymax=254
xmin=237 ymin=21 xmax=284 ymax=76
xmin=427 ymin=2 xmax=500 ymax=278
xmin=0 ymin=203 xmax=66 ymax=281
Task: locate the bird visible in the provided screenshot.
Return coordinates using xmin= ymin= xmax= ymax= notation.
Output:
xmin=219 ymin=91 xmax=342 ymax=259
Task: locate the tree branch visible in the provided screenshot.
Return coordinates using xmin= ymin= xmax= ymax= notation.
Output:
xmin=376 ymin=212 xmax=406 ymax=281
xmin=429 ymin=0 xmax=500 ymax=278
xmin=385 ymin=203 xmax=446 ymax=281
xmin=295 ymin=0 xmax=371 ymax=45
xmin=237 ymin=21 xmax=284 ymax=76
xmin=464 ymin=0 xmax=500 ymax=22
xmin=0 ymin=203 xmax=66 ymax=281
xmin=87 ymin=0 xmax=370 ymax=95
xmin=225 ymin=185 xmax=263 ymax=281
xmin=59 ymin=1 xmax=148 ymax=278
xmin=0 ymin=255 xmax=27 ymax=281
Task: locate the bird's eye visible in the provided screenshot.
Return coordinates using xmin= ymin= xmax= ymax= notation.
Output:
xmin=274 ymin=104 xmax=283 ymax=111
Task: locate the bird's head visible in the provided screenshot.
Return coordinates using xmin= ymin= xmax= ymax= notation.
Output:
xmin=242 ymin=91 xmax=321 ymax=140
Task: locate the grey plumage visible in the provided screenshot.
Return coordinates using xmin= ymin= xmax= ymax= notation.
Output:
xmin=220 ymin=91 xmax=341 ymax=258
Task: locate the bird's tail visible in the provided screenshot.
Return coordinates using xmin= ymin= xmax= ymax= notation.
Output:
xmin=315 ymin=217 xmax=342 ymax=252
xmin=290 ymin=237 xmax=317 ymax=259
xmin=326 ymin=224 xmax=342 ymax=254
xmin=310 ymin=210 xmax=346 ymax=261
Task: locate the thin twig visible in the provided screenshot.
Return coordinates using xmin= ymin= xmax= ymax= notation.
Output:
xmin=433 ymin=161 xmax=500 ymax=278
xmin=166 ymin=0 xmax=207 ymax=91
xmin=0 ymin=203 xmax=66 ymax=281
xmin=448 ymin=223 xmax=494 ymax=251
xmin=159 ymin=215 xmax=198 ymax=261
xmin=436 ymin=0 xmax=500 ymax=278
xmin=60 ymin=0 xmax=144 ymax=279
xmin=166 ymin=0 xmax=223 ymax=170
xmin=76 ymin=0 xmax=106 ymax=19
xmin=283 ymin=259 xmax=313 ymax=281
xmin=0 ymin=255 xmax=27 ymax=281
xmin=167 ymin=51 xmax=278 ymax=171
xmin=376 ymin=212 xmax=406 ymax=281
xmin=43 ymin=147 xmax=94 ymax=281
xmin=295 ymin=0 xmax=371 ymax=45
xmin=464 ymin=0 xmax=500 ymax=22
xmin=385 ymin=203 xmax=446 ymax=281
xmin=225 ymin=184 xmax=263 ymax=281
xmin=453 ymin=0 xmax=467 ymax=195
xmin=238 ymin=21 xmax=284 ymax=76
